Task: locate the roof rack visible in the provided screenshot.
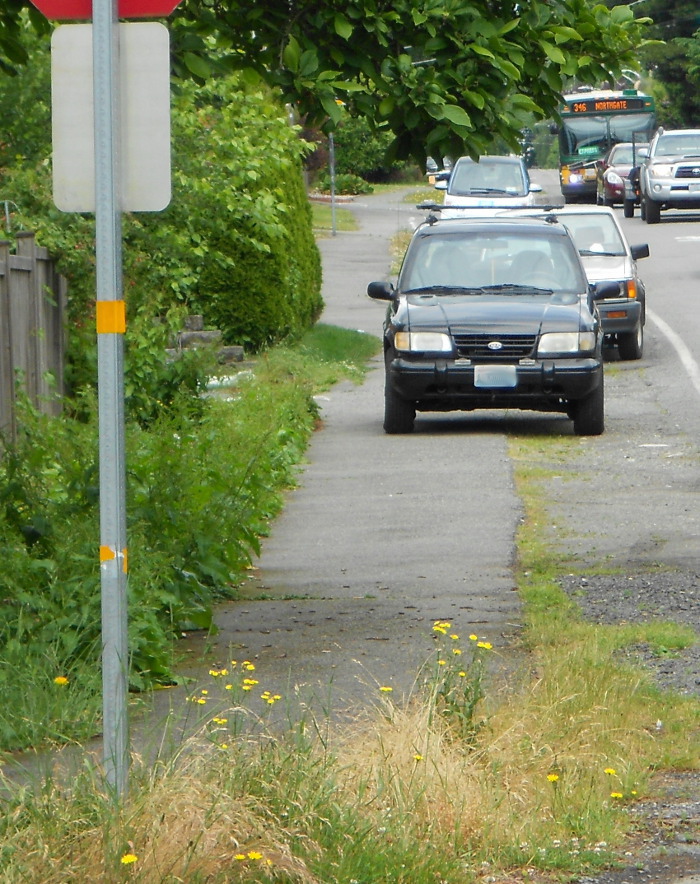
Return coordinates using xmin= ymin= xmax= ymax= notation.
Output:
xmin=416 ymin=200 xmax=566 ymax=224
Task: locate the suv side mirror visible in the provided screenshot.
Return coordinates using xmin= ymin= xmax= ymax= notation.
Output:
xmin=367 ymin=280 xmax=396 ymax=301
xmin=630 ymin=243 xmax=650 ymax=260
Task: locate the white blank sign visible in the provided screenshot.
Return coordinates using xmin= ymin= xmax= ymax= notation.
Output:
xmin=52 ymin=22 xmax=171 ymax=213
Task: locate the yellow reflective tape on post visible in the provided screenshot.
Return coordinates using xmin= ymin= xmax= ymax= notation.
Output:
xmin=99 ymin=546 xmax=128 ymax=573
xmin=96 ymin=300 xmax=126 ymax=334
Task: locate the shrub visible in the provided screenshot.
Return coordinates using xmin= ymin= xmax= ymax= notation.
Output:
xmin=315 ymin=172 xmax=374 ymax=195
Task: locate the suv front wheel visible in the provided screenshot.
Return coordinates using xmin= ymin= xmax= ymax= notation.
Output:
xmin=384 ymin=362 xmax=416 ymax=433
xmin=618 ymin=323 xmax=643 ymax=360
xmin=572 ymin=373 xmax=605 ymax=435
xmin=644 ymin=195 xmax=661 ymax=224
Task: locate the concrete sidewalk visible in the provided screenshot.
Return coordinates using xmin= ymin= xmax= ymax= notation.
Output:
xmin=187 ymin=188 xmax=524 ymax=720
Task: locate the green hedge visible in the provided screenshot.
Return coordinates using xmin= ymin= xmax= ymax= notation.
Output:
xmin=0 ymin=52 xmax=323 ymax=402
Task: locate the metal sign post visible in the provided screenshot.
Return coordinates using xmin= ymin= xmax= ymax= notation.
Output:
xmin=93 ymin=0 xmax=129 ymax=797
xmin=36 ymin=0 xmax=179 ymax=800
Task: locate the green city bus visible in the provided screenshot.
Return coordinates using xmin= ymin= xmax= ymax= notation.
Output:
xmin=557 ymin=89 xmax=656 ymax=202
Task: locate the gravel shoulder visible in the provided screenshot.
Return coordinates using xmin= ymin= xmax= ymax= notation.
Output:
xmin=532 ymin=338 xmax=700 ymax=883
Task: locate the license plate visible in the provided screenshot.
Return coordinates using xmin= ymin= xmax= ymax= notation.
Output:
xmin=474 ymin=365 xmax=518 ymax=388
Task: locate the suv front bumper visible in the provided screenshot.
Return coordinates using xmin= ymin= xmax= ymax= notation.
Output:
xmin=644 ymin=179 xmax=700 ymax=207
xmin=388 ymin=355 xmax=602 ymax=411
xmin=596 ymin=298 xmax=642 ymax=336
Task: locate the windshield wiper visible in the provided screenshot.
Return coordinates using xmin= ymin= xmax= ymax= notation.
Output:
xmin=462 ymin=187 xmax=512 ymax=195
xmin=404 ymin=285 xmax=485 ymax=295
xmin=479 ymin=283 xmax=554 ymax=295
xmin=579 ymin=249 xmax=624 ymax=257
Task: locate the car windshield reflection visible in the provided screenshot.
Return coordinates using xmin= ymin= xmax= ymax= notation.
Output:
xmin=400 ymin=232 xmax=585 ymax=293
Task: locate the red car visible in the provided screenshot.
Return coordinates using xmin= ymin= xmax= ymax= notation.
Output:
xmin=596 ymin=142 xmax=648 ymax=206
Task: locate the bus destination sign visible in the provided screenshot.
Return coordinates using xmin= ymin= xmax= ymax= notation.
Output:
xmin=569 ymin=97 xmax=646 ymax=114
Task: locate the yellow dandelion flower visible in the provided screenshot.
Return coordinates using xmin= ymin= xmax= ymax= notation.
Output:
xmin=604 ymin=767 xmax=616 ymax=776
xmin=53 ymin=676 xmax=69 ymax=686
xmin=219 ymin=669 xmax=228 ymax=676
xmin=197 ymin=698 xmax=207 ymax=705
xmin=273 ymin=695 xmax=282 ymax=700
xmin=433 ymin=625 xmax=447 ymax=635
xmin=610 ymin=792 xmax=623 ymax=799
xmin=469 ymin=634 xmax=478 ymax=641
xmin=247 ymin=851 xmax=263 ymax=860
xmin=209 ymin=669 xmax=220 ymax=677
xmin=458 ymin=671 xmax=467 ymax=677
xmin=244 ymin=662 xmax=256 ymax=671
xmin=230 ymin=660 xmax=238 ymax=667
xmin=414 ymin=754 xmax=423 ymax=761
xmin=453 ymin=648 xmax=462 ymax=655
xmin=242 ymin=685 xmax=252 ymax=691
xmin=225 ymin=684 xmax=233 ymax=690
xmin=219 ymin=743 xmax=229 ymax=750
xmin=120 ymin=854 xmax=138 ymax=865
xmin=201 ymin=689 xmax=209 ymax=695
xmin=547 ymin=773 xmax=559 ymax=782
xmin=379 ymin=686 xmax=393 ymax=692
xmin=438 ymin=659 xmax=447 ymax=666
xmin=243 ymin=678 xmax=259 ymax=686
xmin=450 ymin=634 xmax=459 ymax=640
xmin=234 ymin=854 xmax=246 ymax=861
xmin=477 ymin=641 xmax=493 ymax=650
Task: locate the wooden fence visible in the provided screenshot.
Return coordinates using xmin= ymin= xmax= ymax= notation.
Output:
xmin=0 ymin=232 xmax=66 ymax=443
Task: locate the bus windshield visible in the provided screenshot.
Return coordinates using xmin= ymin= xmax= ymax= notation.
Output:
xmin=560 ymin=112 xmax=655 ymax=163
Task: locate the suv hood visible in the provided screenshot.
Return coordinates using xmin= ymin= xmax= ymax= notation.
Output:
xmin=403 ymin=291 xmax=588 ymax=335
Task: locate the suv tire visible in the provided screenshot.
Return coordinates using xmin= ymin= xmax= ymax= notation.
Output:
xmin=618 ymin=323 xmax=643 ymax=360
xmin=572 ymin=373 xmax=604 ymax=435
xmin=384 ymin=374 xmax=415 ymax=433
xmin=644 ymin=196 xmax=661 ymax=224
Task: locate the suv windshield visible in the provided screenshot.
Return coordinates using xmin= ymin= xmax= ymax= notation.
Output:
xmin=448 ymin=160 xmax=527 ymax=197
xmin=655 ymin=134 xmax=700 ymax=157
xmin=400 ymin=231 xmax=586 ymax=293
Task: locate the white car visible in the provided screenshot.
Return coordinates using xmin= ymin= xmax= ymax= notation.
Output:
xmin=515 ymin=205 xmax=649 ymax=360
xmin=435 ymin=155 xmax=542 ymax=208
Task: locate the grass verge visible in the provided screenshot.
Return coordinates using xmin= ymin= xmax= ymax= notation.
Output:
xmin=1 ymin=363 xmax=697 ymax=884
xmin=310 ymin=202 xmax=358 ymax=233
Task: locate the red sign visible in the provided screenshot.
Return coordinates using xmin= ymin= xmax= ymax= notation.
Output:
xmin=30 ymin=0 xmax=181 ymax=18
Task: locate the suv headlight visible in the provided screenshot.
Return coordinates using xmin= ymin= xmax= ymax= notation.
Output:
xmin=538 ymin=332 xmax=596 ymax=355
xmin=394 ymin=331 xmax=453 ymax=353
xmin=649 ymin=163 xmax=674 ymax=178
xmin=605 ymin=171 xmax=624 ymax=186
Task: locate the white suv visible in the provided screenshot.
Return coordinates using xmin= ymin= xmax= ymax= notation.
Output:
xmin=639 ymin=128 xmax=700 ymax=224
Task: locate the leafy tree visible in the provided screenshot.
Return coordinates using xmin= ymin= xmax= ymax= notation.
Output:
xmin=615 ymin=0 xmax=700 ymax=126
xmin=1 ymin=0 xmax=650 ymax=161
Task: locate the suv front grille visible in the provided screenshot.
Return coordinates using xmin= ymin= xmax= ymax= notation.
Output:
xmin=675 ymin=164 xmax=700 ymax=179
xmin=452 ymin=332 xmax=537 ymax=361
